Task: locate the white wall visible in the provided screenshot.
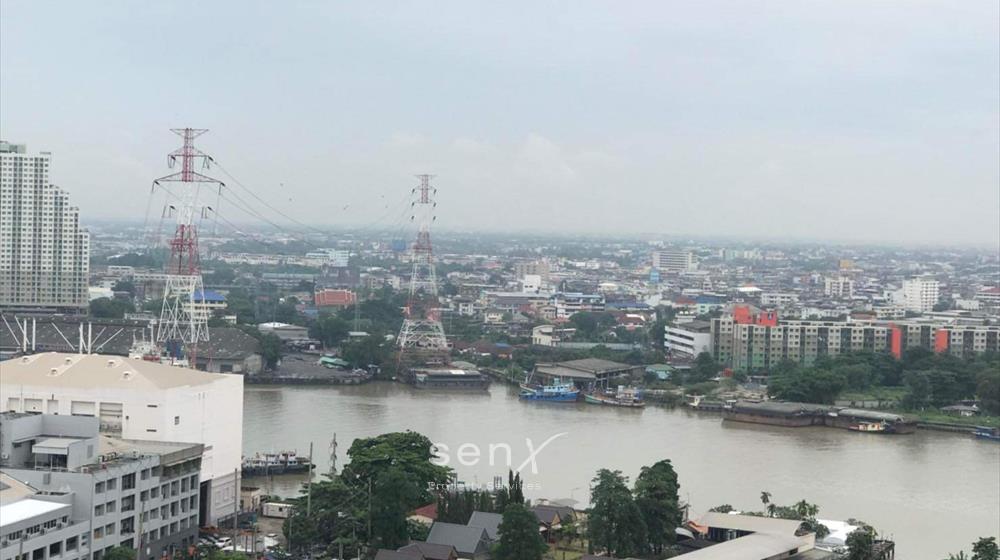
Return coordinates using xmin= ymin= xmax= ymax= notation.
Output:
xmin=0 ymin=373 xmax=243 ymax=525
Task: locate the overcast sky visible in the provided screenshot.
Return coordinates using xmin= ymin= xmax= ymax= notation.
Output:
xmin=2 ymin=1 xmax=998 ymax=247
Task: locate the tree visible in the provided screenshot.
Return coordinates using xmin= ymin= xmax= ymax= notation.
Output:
xmin=340 ymin=432 xmax=452 ymax=508
xmin=633 ymin=459 xmax=682 ymax=553
xmin=902 ymin=370 xmax=932 ymax=410
xmin=283 ymin=475 xmax=362 ymax=555
xmin=768 ymin=368 xmax=847 ymax=404
xmin=311 ymin=315 xmax=351 ymax=348
xmin=976 ymin=370 xmax=1000 ymax=415
xmin=90 ymin=297 xmax=134 ymax=318
xmin=371 ymin=467 xmax=418 ymax=548
xmin=689 ymin=352 xmax=720 ymax=383
xmin=845 ymin=525 xmax=876 ymax=560
xmin=495 ymin=504 xmax=547 ymax=560
xmin=587 ymin=469 xmax=647 ymax=557
xmin=974 ymin=537 xmax=999 ymax=560
xmin=103 ymin=547 xmax=136 ymax=560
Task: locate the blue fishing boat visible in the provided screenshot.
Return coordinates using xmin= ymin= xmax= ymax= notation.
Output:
xmin=519 ymin=378 xmax=580 ymax=402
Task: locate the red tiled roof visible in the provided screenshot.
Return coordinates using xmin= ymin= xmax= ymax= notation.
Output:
xmin=315 ymin=289 xmax=356 ymax=307
xmin=411 ymin=502 xmax=438 ymax=520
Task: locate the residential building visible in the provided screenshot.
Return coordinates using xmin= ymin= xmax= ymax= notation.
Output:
xmin=0 ymin=353 xmax=242 ymax=526
xmin=513 ymin=260 xmax=550 ymax=280
xmin=0 ymin=412 xmax=203 ymax=560
xmin=664 ymin=321 xmax=712 ymax=358
xmin=759 ymin=292 xmax=799 ymax=307
xmin=0 ymin=142 xmax=90 ymax=314
xmin=900 ymin=277 xmax=940 ymax=313
xmin=651 ymin=249 xmax=696 ymax=273
xmin=531 ymin=325 xmax=575 ymax=347
xmin=549 ymin=292 xmax=605 ymax=319
xmin=711 ymin=316 xmax=891 ymax=371
xmin=425 ymin=523 xmax=489 ymax=559
xmin=975 ymin=286 xmax=1000 ymax=311
xmin=824 ymin=276 xmax=855 ymax=298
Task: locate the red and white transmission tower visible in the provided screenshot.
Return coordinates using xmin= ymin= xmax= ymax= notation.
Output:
xmin=397 ymin=174 xmax=449 ymax=365
xmin=153 ymin=128 xmax=225 ymax=351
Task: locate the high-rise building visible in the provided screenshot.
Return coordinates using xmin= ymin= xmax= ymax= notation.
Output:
xmin=651 ymin=249 xmax=695 ymax=273
xmin=824 ymin=276 xmax=855 ymax=299
xmin=901 ymin=278 xmax=940 ymax=313
xmin=0 ymin=142 xmax=90 ymax=314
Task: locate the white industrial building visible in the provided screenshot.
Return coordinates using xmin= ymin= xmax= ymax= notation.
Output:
xmin=0 ymin=142 xmax=90 ymax=314
xmin=0 ymin=353 xmax=243 ymax=526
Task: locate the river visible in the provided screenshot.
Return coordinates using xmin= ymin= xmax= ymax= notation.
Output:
xmin=242 ymin=382 xmax=1000 ymax=559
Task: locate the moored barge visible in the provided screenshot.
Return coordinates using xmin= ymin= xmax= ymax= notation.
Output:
xmin=723 ymin=400 xmax=915 ymax=434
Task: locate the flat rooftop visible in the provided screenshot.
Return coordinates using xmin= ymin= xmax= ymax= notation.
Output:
xmin=0 ymin=498 xmax=69 ymax=527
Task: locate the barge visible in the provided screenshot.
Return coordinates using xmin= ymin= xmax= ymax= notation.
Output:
xmin=410 ymin=367 xmax=491 ymax=390
xmin=723 ymin=400 xmax=915 ymax=434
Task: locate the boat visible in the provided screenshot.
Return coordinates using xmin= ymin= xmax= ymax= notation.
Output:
xmin=848 ymin=421 xmax=887 ymax=433
xmin=242 ymin=451 xmax=313 ymax=476
xmin=973 ymin=426 xmax=1000 ymax=441
xmin=519 ymin=379 xmax=580 ymax=402
xmin=585 ymin=386 xmax=645 ymax=408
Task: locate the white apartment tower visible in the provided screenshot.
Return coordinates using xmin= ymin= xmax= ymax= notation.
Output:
xmin=652 ymin=249 xmax=696 ymax=273
xmin=824 ymin=276 xmax=855 ymax=299
xmin=0 ymin=142 xmax=90 ymax=313
xmin=901 ymin=277 xmax=940 ymax=313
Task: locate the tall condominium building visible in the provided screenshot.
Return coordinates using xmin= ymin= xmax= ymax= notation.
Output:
xmin=651 ymin=249 xmax=696 ymax=273
xmin=0 ymin=142 xmax=90 ymax=314
xmin=900 ymin=277 xmax=940 ymax=313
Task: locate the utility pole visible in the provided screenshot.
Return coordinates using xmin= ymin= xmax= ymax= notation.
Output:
xmin=367 ymin=477 xmax=372 ymax=544
xmin=306 ymin=441 xmax=314 ymax=516
xmin=232 ymin=468 xmax=239 ymax=551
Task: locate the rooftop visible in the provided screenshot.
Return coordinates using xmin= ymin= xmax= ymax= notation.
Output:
xmin=1 ymin=352 xmax=233 ymax=391
xmin=0 ymin=497 xmax=69 ymax=527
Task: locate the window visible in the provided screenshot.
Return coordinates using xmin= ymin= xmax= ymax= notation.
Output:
xmin=105 ymin=479 xmax=116 ymax=491
xmin=94 ymin=504 xmax=105 ymax=516
xmin=48 ymin=542 xmax=61 ymax=556
xmin=94 ymin=481 xmax=105 ymax=494
xmin=105 ymin=501 xmax=116 ymax=513
xmin=66 ymin=536 xmax=78 ymax=551
xmin=104 ymin=524 xmax=115 ymax=536
xmin=93 ymin=527 xmax=103 ymax=539
xmin=174 ymin=416 xmax=180 ymax=425
xmin=140 ymin=469 xmax=150 ymax=480
xmin=122 ymin=473 xmax=135 ymax=490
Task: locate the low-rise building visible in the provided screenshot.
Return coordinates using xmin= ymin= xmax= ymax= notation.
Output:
xmin=664 ymin=321 xmax=712 ymax=358
xmin=0 ymin=353 xmax=242 ymax=527
xmin=1 ymin=413 xmax=203 ymax=560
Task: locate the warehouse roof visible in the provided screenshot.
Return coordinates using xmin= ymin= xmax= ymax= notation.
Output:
xmin=1 ymin=352 xmax=234 ymax=390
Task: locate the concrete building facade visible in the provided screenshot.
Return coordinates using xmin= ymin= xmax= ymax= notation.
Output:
xmin=664 ymin=321 xmax=712 ymax=358
xmin=900 ymin=278 xmax=940 ymax=313
xmin=0 ymin=354 xmax=242 ymax=527
xmin=0 ymin=413 xmax=203 ymax=560
xmin=0 ymin=142 xmax=89 ymax=314
xmin=651 ymin=250 xmax=695 ymax=273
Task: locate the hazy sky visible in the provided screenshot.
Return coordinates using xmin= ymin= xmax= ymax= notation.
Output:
xmin=2 ymin=1 xmax=998 ymax=247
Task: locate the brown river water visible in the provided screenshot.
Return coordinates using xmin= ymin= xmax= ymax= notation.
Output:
xmin=243 ymin=382 xmax=1000 ymax=559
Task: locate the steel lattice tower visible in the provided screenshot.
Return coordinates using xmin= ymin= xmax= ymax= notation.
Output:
xmin=397 ymin=174 xmax=449 ymax=365
xmin=154 ymin=128 xmax=225 ymax=353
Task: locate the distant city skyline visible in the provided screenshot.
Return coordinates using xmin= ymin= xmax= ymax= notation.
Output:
xmin=2 ymin=1 xmax=997 ymax=247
